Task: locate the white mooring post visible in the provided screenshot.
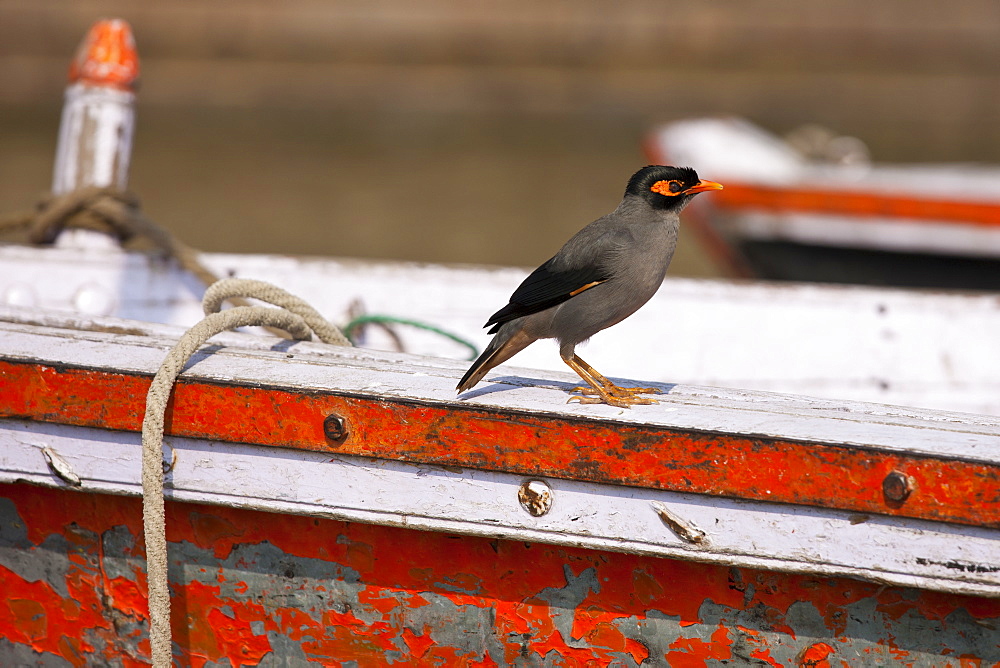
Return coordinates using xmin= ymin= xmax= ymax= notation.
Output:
xmin=51 ymin=18 xmax=139 ymax=249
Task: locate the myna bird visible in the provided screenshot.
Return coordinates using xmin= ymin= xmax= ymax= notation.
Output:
xmin=457 ymin=165 xmax=723 ymax=408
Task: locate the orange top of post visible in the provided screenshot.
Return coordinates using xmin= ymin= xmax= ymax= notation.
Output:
xmin=67 ymin=19 xmax=139 ymax=91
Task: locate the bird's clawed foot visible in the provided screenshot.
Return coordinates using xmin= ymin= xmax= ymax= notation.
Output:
xmin=575 ymin=385 xmax=662 ymax=397
xmin=562 ymin=354 xmax=660 ymax=408
xmin=568 ymin=383 xmax=660 ymax=408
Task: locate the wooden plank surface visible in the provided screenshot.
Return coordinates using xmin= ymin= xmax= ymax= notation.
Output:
xmin=2 ymin=309 xmax=999 ymax=665
xmin=2 ymin=313 xmax=998 ymax=531
xmin=3 ymin=418 xmax=1000 ymax=597
xmin=2 ymin=247 xmax=999 ymax=416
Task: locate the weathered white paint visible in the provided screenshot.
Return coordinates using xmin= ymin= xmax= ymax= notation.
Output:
xmin=1 ymin=312 xmax=998 ymax=465
xmin=3 ymin=314 xmax=999 ymax=595
xmin=2 ymin=418 xmax=998 ymax=598
xmin=1 ymin=245 xmax=999 ymax=416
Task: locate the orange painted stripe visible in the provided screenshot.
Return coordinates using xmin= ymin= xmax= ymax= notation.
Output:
xmin=714 ymin=183 xmax=1000 ymax=227
xmin=1 ymin=359 xmax=998 ymax=528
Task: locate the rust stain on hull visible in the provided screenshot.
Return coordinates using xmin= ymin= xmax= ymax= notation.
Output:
xmin=2 ymin=483 xmax=998 ymax=666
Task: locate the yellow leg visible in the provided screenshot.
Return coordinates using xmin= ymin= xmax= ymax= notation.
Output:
xmin=563 ymin=354 xmax=660 ymax=408
xmin=573 ymin=355 xmax=662 ymax=395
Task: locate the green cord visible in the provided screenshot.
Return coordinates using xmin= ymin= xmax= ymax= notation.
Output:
xmin=343 ymin=314 xmax=480 ymax=360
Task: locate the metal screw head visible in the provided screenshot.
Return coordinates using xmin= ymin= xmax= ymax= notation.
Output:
xmin=323 ymin=414 xmax=348 ymax=442
xmin=518 ymin=479 xmax=553 ymax=517
xmin=882 ymin=471 xmax=913 ymax=504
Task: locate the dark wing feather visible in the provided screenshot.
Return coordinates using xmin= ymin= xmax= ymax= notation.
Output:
xmin=485 ymin=258 xmax=610 ymax=334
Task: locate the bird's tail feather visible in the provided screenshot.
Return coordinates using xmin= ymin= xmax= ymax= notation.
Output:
xmin=456 ymin=327 xmax=533 ymax=393
xmin=456 ymin=343 xmax=504 ymax=393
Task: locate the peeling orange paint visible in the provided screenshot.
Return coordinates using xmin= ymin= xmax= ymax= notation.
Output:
xmin=206 ymin=607 xmax=271 ymax=667
xmin=3 ymin=483 xmax=1000 ymax=665
xmin=799 ymin=641 xmax=835 ymax=668
xmin=750 ymin=646 xmax=783 ymax=666
xmin=401 ymin=627 xmax=435 ymax=657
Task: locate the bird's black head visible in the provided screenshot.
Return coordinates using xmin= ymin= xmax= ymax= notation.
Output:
xmin=626 ymin=165 xmax=723 ymax=211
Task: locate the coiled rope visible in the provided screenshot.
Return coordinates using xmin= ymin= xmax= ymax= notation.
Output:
xmin=0 ymin=186 xmax=219 ymax=287
xmin=141 ymin=278 xmax=350 ymax=667
xmin=0 ymin=187 xmax=294 ymax=337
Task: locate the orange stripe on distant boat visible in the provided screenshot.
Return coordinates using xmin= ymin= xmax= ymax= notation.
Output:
xmin=714 ymin=183 xmax=1000 ymax=227
xmin=1 ymin=359 xmax=999 ymax=529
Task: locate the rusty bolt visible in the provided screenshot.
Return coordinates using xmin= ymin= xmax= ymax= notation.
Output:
xmin=882 ymin=471 xmax=913 ymax=504
xmin=518 ymin=479 xmax=553 ymax=517
xmin=323 ymin=414 xmax=348 ymax=442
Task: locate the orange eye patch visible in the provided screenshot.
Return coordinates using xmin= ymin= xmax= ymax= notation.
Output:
xmin=651 ymin=180 xmax=684 ymax=196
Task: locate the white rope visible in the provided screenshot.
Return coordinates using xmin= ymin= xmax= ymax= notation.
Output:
xmin=141 ymin=279 xmax=350 ymax=666
xmin=202 ymin=277 xmax=352 ymax=347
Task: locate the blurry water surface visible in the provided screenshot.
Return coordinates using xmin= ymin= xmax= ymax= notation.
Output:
xmin=3 ymin=1 xmax=1000 ymax=276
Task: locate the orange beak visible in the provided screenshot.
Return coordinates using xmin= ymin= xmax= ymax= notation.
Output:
xmin=684 ymin=179 xmax=724 ymax=194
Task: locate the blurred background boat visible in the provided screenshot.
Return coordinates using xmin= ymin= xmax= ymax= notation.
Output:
xmin=649 ymin=117 xmax=1000 ymax=289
